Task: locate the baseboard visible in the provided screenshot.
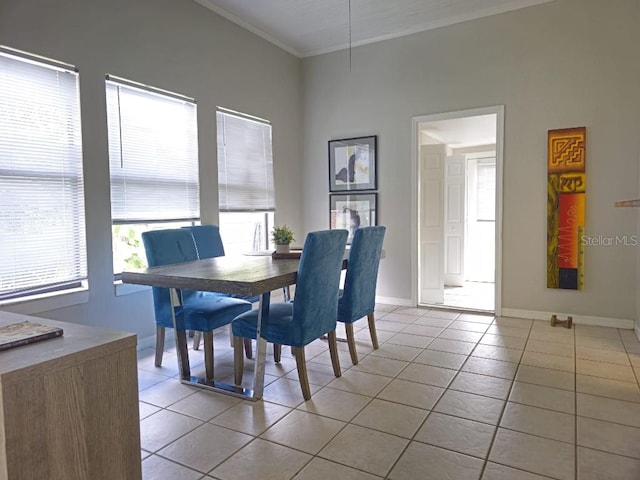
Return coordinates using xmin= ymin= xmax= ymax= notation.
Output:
xmin=501 ymin=308 xmax=634 ymax=330
xmin=142 ymin=301 xmax=631 ymax=350
xmin=137 ymin=329 xmax=175 ymax=351
xmin=137 ymin=332 xmax=158 ymax=351
xmin=635 ymin=321 xmax=640 ymax=342
xmin=375 ymin=296 xmax=414 ymax=307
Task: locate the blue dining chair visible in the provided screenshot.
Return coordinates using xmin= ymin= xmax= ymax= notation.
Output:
xmin=232 ymin=229 xmax=348 ymax=400
xmin=338 ymin=226 xmax=386 ymax=365
xmin=182 ymin=225 xmax=258 ymax=358
xmin=183 ymin=225 xmax=260 ymax=309
xmin=141 ymin=229 xmax=252 ymax=380
xmin=183 ymin=224 xmax=226 ymax=260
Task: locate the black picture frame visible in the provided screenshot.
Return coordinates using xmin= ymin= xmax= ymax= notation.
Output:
xmin=328 ymin=135 xmax=377 ymax=192
xmin=329 ymin=193 xmax=377 ymax=244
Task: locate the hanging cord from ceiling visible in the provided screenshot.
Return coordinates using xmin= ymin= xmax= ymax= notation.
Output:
xmin=348 ymin=0 xmax=352 ymax=71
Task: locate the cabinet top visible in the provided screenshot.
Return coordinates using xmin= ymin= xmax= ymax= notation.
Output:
xmin=0 ymin=310 xmax=136 ymax=381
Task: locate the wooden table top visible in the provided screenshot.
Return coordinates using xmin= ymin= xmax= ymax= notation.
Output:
xmin=121 ymin=255 xmax=302 ymax=297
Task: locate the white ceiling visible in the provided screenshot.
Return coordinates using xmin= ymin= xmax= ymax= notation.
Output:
xmin=421 ymin=114 xmax=496 ymax=148
xmin=194 ymin=0 xmax=554 ymax=57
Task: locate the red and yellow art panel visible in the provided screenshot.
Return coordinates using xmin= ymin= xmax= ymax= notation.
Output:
xmin=547 ymin=127 xmax=585 ymax=290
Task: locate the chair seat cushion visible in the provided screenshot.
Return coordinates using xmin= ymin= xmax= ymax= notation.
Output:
xmin=202 ymin=291 xmax=260 ymax=304
xmin=232 ymin=302 xmax=296 ymax=345
xmin=183 ymin=293 xmax=252 ymax=332
xmin=234 ymin=294 xmax=260 ymax=303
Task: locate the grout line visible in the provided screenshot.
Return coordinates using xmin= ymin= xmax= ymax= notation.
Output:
xmin=574 ymin=324 xmax=578 ymax=480
xmin=367 ymin=309 xmax=464 ymax=478
xmin=484 ymin=460 xmax=560 ymax=479
xmin=621 ymin=327 xmax=640 ymax=387
xmin=475 ymin=318 xmax=532 ymax=478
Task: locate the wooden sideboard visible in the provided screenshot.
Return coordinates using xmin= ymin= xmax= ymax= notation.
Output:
xmin=0 ymin=311 xmax=141 ymax=480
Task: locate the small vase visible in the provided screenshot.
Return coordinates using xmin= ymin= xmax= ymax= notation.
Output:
xmin=275 ymin=244 xmax=290 ymax=254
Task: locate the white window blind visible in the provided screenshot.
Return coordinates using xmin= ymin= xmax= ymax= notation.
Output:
xmin=106 ymin=77 xmax=199 ymax=223
xmin=217 ymin=108 xmax=274 ymax=212
xmin=0 ymin=49 xmax=87 ymax=301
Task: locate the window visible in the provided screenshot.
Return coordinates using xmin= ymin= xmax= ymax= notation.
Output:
xmin=106 ymin=76 xmax=199 ymax=275
xmin=216 ymin=108 xmax=275 ymax=254
xmin=0 ymin=48 xmax=87 ymax=301
xmin=476 ymin=160 xmax=496 ymax=222
xmin=219 ymin=211 xmax=274 ymax=255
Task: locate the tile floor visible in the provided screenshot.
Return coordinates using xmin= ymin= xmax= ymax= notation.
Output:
xmin=137 ymin=305 xmax=640 ymax=480
xmin=444 ymin=281 xmax=494 ymax=311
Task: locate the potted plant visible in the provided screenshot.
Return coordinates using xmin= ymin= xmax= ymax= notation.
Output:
xmin=272 ymin=225 xmax=295 ymax=253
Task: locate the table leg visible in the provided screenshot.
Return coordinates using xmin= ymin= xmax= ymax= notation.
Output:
xmin=251 ymin=292 xmax=270 ymax=399
xmin=169 ymin=288 xmax=191 ymax=380
xmin=170 ymin=289 xmax=270 ymax=401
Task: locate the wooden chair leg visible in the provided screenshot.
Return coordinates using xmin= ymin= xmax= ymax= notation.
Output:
xmin=327 ymin=330 xmax=342 ymax=377
xmin=175 ymin=329 xmax=191 ymax=380
xmin=367 ymin=312 xmax=379 ymax=349
xmin=274 ymin=344 xmax=282 ymax=363
xmin=155 ymin=326 xmax=165 ymax=367
xmin=233 ymin=336 xmax=244 ymax=386
xmin=192 ymin=331 xmax=202 ymax=350
xmin=244 ymin=338 xmax=253 ymax=359
xmin=203 ymin=331 xmax=214 ymax=381
xmin=292 ymin=346 xmax=311 ymax=400
xmin=344 ymin=323 xmax=358 ymax=365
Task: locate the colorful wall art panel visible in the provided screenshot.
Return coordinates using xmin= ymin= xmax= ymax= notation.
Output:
xmin=547 ymin=127 xmax=586 ymax=290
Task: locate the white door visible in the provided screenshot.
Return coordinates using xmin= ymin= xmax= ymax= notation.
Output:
xmin=444 ymin=155 xmax=465 ymax=286
xmin=412 ymin=106 xmax=503 ymax=314
xmin=419 ymin=144 xmax=445 ymax=304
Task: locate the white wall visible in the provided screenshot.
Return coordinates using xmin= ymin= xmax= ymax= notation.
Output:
xmin=636 ymin=180 xmax=640 ymax=338
xmin=301 ymin=0 xmax=640 ymax=324
xmin=0 ymin=0 xmax=303 ymax=339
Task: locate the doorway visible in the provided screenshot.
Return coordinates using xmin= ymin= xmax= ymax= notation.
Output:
xmin=411 ymin=106 xmax=504 ymax=314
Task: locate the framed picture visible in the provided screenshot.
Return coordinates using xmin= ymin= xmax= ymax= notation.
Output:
xmin=328 ymin=135 xmax=377 ymax=191
xmin=330 ymin=193 xmax=377 ymax=244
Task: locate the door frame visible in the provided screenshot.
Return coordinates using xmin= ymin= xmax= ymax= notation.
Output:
xmin=411 ymin=105 xmax=504 ymax=315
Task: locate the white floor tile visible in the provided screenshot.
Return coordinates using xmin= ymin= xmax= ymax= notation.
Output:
xmin=489 ymin=428 xmax=574 ymax=480
xmin=137 ymin=310 xmax=640 ymax=480
xmin=415 ymin=412 xmax=496 ymax=458
xmin=319 ymin=424 xmax=408 ymax=477
xmin=211 ymin=438 xmax=312 ymax=480
xmin=389 ymin=441 xmax=484 ymax=480
xmin=352 ymin=398 xmax=429 ymax=438
xmin=158 ymin=423 xmax=252 ymax=473
xmin=261 ymin=410 xmax=345 ymax=454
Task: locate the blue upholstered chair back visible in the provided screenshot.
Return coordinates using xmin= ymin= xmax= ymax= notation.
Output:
xmin=141 ymin=229 xmax=200 ymax=329
xmin=290 ymin=229 xmax=348 ymax=346
xmin=182 ymin=225 xmax=225 ymax=259
xmin=184 ymin=224 xmax=260 ymax=304
xmin=338 ymin=226 xmax=386 ymax=323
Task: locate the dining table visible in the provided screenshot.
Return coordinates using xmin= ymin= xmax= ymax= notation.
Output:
xmin=122 ymin=254 xmax=309 ymax=401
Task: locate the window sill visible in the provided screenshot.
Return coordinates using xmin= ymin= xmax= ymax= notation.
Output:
xmin=114 ymin=280 xmax=150 ymax=297
xmin=0 ymin=283 xmax=89 ymax=315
